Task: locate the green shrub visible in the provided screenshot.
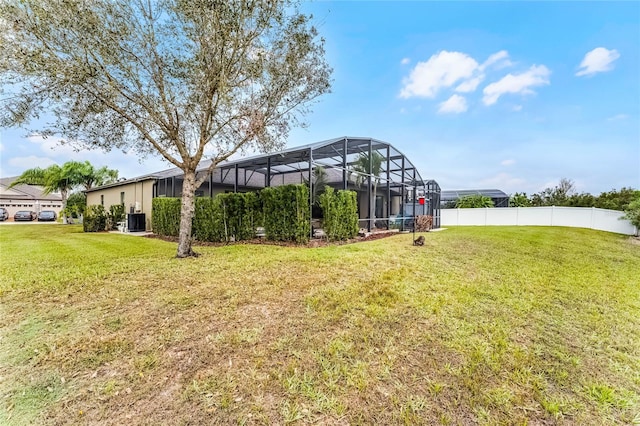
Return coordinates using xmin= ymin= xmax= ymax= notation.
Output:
xmin=152 ymin=198 xmax=181 ymax=237
xmin=83 ymin=204 xmax=107 ymax=232
xmin=106 ymin=204 xmax=126 ymax=230
xmin=261 ymin=184 xmax=310 ymax=243
xmin=64 ymin=192 xmax=87 ymax=219
xmin=319 ymin=187 xmax=359 ymax=241
xmin=456 ymin=194 xmax=494 ymax=208
xmin=193 ymin=193 xmax=262 ymax=242
xmin=622 ymin=196 xmax=640 ymax=234
xmin=193 ymin=197 xmax=223 ymax=242
xmin=153 ymin=188 xmax=307 ymax=243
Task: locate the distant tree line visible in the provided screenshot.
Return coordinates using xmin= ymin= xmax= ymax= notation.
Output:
xmin=508 ymin=179 xmax=639 ymax=211
xmin=445 ymin=178 xmax=639 ymax=213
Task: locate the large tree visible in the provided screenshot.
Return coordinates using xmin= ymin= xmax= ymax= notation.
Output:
xmin=0 ymin=0 xmax=331 ymax=257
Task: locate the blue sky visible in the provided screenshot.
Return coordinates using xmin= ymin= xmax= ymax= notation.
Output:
xmin=1 ymin=1 xmax=638 ymax=195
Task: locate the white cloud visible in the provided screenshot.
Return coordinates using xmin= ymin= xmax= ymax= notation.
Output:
xmin=607 ymin=114 xmax=628 ymax=121
xmin=501 ymin=159 xmax=516 ymax=166
xmin=482 ymin=65 xmax=551 ymax=106
xmin=401 ymin=57 xmax=410 ymax=65
xmin=399 ymin=51 xmax=479 ymax=98
xmin=480 ymin=50 xmax=512 ymax=71
xmin=576 ymin=47 xmax=620 ymax=77
xmin=455 ymin=76 xmax=484 ymax=93
xmin=438 ymin=94 xmax=468 ymax=114
xmin=399 ymin=50 xmax=514 ymax=99
xmin=512 ymin=105 xmax=523 ymax=112
xmin=8 ymin=155 xmax=57 ymax=169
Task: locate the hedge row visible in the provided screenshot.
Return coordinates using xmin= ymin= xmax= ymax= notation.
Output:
xmin=319 ymin=187 xmax=359 ymax=241
xmin=193 ymin=192 xmax=261 ymax=242
xmin=152 ymin=184 xmax=312 ymax=243
xmin=261 ymin=185 xmax=310 ymax=243
xmin=152 ymin=198 xmax=181 ymax=237
xmin=151 ymin=185 xmax=359 ymax=243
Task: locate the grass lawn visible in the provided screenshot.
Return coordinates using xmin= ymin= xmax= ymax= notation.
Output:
xmin=0 ymin=225 xmax=638 ymax=425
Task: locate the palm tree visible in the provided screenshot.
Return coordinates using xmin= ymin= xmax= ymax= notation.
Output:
xmin=303 ymin=166 xmax=329 ymax=202
xmin=351 ymin=151 xmax=384 ymax=221
xmin=303 ymin=166 xmax=330 ymax=218
xmin=64 ymin=161 xmax=118 ymax=190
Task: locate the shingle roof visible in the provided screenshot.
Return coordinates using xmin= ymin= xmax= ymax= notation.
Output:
xmin=0 ymin=177 xmax=62 ymax=201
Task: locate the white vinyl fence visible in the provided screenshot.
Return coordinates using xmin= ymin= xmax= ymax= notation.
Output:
xmin=441 ymin=206 xmax=637 ymax=235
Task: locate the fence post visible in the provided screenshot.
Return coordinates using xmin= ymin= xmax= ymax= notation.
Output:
xmin=551 ymin=205 xmax=554 ymax=226
xmin=590 ymin=207 xmax=595 ymax=230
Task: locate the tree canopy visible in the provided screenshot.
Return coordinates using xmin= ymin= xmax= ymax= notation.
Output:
xmin=0 ymin=0 xmax=332 ymax=257
xmin=516 ymin=179 xmax=639 ymax=211
xmin=455 ymin=194 xmax=495 ymax=208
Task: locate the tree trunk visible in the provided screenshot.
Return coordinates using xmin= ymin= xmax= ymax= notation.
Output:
xmin=61 ymin=190 xmax=68 ymax=225
xmin=371 ymin=183 xmax=377 ymax=222
xmin=176 ymin=168 xmax=198 ymax=258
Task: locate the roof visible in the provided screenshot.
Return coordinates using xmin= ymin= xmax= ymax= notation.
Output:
xmin=0 ymin=177 xmax=62 ymax=201
xmin=441 ymin=189 xmax=508 ymax=201
xmin=86 ymin=136 xmax=435 ymax=192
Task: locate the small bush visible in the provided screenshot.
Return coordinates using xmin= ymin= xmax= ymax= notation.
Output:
xmin=622 ymin=196 xmax=640 ymax=235
xmin=83 ymin=205 xmax=107 ymax=232
xmin=106 ymin=204 xmax=126 ymax=230
xmin=152 ymin=198 xmax=181 ymax=237
xmin=319 ymin=187 xmax=359 ymax=241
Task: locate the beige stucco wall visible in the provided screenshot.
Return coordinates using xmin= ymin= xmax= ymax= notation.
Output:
xmin=86 ymin=180 xmax=155 ymax=230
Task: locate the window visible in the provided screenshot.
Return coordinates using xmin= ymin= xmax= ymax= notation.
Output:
xmin=120 ymin=191 xmax=125 ymax=205
xmin=100 ymin=195 xmax=104 ymax=206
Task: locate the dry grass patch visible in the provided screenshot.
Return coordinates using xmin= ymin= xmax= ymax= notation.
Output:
xmin=1 ymin=224 xmax=639 ymax=425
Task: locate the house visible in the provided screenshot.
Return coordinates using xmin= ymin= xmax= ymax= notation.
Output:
xmin=0 ymin=177 xmax=64 ymax=219
xmin=85 ymin=137 xmax=441 ymax=232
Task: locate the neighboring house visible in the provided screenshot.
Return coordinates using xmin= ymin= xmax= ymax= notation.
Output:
xmin=0 ymin=177 xmax=64 ymax=219
xmin=441 ymin=189 xmax=510 ymax=208
xmin=85 ymin=137 xmax=441 ymax=232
